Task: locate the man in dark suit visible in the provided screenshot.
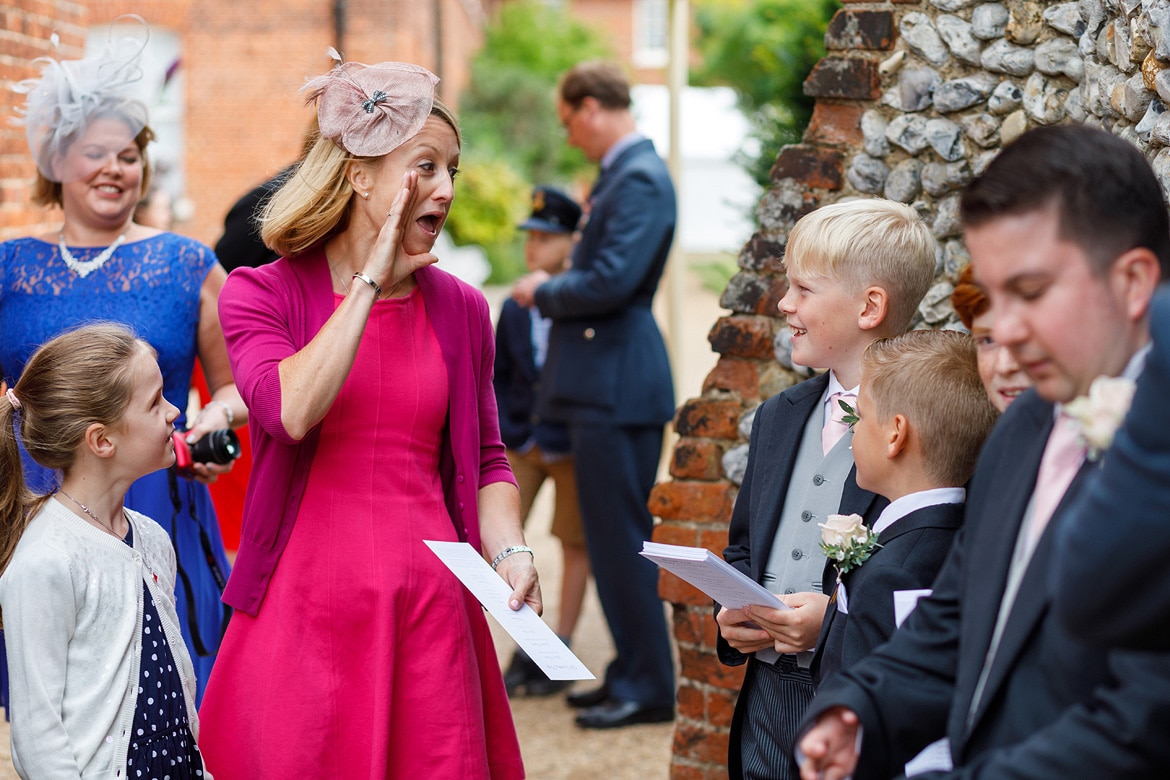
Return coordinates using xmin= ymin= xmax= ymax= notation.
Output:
xmin=798 ymin=125 xmax=1170 ymax=780
xmin=512 ymin=60 xmax=676 ymax=728
xmin=1053 ymin=284 xmax=1170 ymax=650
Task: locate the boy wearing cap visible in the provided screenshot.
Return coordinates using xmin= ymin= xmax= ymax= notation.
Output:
xmin=494 ymin=185 xmax=589 ymax=696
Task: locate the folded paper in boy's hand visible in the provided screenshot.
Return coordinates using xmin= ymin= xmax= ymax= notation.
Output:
xmin=640 ymin=541 xmax=790 ymax=610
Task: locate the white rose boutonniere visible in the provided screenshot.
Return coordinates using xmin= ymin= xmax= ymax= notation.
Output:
xmin=1063 ymin=375 xmax=1136 ymax=459
xmin=819 ymin=513 xmax=881 ymax=577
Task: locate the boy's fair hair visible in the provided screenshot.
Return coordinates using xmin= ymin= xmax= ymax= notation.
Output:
xmin=862 ymin=330 xmax=999 ymax=487
xmin=0 ymin=323 xmax=153 ymax=582
xmin=785 ymin=198 xmax=938 ymax=333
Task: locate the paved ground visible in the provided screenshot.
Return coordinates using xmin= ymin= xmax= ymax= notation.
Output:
xmin=0 ymin=256 xmax=728 ymax=778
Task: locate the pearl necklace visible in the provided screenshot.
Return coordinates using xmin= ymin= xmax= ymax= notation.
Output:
xmin=58 ymin=231 xmax=128 ymax=279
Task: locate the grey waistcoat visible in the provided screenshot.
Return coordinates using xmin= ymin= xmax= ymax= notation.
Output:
xmin=757 ymin=407 xmax=854 ymax=666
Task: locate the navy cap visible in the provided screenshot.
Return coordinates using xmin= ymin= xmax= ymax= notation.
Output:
xmin=518 ymin=185 xmax=582 ymax=234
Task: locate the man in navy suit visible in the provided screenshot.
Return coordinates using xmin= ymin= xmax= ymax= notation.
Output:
xmin=513 ymin=60 xmax=676 ymax=728
xmin=1053 ymin=284 xmax=1170 ymax=650
xmin=798 ymin=125 xmax=1170 ymax=779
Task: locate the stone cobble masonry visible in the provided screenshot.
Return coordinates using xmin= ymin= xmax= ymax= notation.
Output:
xmin=656 ymin=0 xmax=1170 ymax=776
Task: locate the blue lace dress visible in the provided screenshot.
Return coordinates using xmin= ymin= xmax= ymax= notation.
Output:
xmin=0 ymin=234 xmax=232 ymax=705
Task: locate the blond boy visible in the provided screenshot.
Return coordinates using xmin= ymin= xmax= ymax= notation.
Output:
xmin=810 ymin=330 xmax=998 ymax=687
xmin=716 ymin=199 xmax=937 ymax=780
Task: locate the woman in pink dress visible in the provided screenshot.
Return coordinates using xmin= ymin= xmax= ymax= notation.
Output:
xmin=198 ymin=55 xmax=541 ymax=779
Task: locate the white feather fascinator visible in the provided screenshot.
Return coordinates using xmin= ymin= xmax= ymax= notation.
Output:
xmin=13 ymin=15 xmax=150 ymax=183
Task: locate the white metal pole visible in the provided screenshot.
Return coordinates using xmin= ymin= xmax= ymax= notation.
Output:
xmin=666 ymin=0 xmax=688 ymax=402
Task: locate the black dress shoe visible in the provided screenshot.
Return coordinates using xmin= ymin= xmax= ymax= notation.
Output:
xmin=566 ymin=683 xmax=610 ymax=709
xmin=524 ymin=676 xmax=572 ymax=697
xmin=575 ymin=699 xmax=674 ymax=729
xmin=503 ymin=650 xmax=542 ymax=696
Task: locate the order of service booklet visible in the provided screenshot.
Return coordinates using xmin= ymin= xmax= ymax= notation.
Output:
xmin=640 ymin=541 xmax=789 ymax=610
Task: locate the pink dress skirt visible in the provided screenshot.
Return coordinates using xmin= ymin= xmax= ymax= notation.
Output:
xmin=199 ymin=288 xmax=523 ymax=779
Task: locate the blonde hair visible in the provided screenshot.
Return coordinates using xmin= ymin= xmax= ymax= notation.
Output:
xmin=0 ymin=324 xmax=152 ymax=581
xmin=262 ymin=99 xmax=461 ymax=258
xmin=785 ymin=199 xmax=938 ymax=332
xmin=861 ymin=330 xmax=999 ymax=487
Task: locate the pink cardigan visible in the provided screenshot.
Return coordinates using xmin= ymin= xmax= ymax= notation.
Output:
xmin=218 ymin=249 xmax=515 ymax=615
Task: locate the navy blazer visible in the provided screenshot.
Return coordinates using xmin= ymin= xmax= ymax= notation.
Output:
xmin=810 ymin=501 xmax=963 ymax=686
xmin=802 ymin=390 xmax=1170 ymax=779
xmin=492 ymin=298 xmax=570 ymax=454
xmin=534 ymin=138 xmax=676 ymax=426
xmin=1055 ymin=286 xmax=1170 ymax=650
xmin=717 ymin=374 xmax=888 ymax=666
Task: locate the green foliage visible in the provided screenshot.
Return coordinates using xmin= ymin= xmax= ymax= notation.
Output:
xmin=446 ymin=155 xmax=530 ymax=283
xmin=455 ymin=1 xmax=611 ymax=281
xmin=691 ymin=0 xmax=837 ymax=186
xmin=692 ymin=255 xmax=738 ymax=296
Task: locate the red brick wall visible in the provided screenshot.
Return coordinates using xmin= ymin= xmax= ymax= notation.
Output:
xmin=1 ymin=0 xmax=489 ymax=246
xmin=180 ymin=0 xmax=488 ymax=245
xmin=0 ymin=2 xmax=85 ymax=241
xmin=571 ymin=0 xmax=672 ymax=85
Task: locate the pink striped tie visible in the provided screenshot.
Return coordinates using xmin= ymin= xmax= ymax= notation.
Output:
xmin=822 ymin=392 xmax=854 ymax=456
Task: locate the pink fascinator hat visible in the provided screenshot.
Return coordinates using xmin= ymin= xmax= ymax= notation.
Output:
xmin=304 ymin=49 xmax=439 ymax=158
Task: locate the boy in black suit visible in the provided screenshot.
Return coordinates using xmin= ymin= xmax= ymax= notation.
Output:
xmin=494 ymin=186 xmax=586 ymax=697
xmin=716 ymin=199 xmax=938 ymax=780
xmin=810 ymin=330 xmax=998 ymax=686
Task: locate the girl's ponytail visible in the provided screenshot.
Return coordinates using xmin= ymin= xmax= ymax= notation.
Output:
xmin=0 ymin=390 xmax=34 ymax=577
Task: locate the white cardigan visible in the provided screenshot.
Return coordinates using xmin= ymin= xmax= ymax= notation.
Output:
xmin=0 ymin=498 xmax=201 ymax=779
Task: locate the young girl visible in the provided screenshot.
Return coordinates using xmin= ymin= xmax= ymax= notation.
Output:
xmin=0 ymin=323 xmax=206 ymax=779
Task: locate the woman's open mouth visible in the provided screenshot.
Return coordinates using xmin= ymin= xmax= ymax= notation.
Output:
xmin=417 ymin=213 xmax=442 ymax=237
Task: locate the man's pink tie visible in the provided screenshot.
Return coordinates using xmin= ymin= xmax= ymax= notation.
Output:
xmin=1028 ymin=413 xmax=1088 ymax=548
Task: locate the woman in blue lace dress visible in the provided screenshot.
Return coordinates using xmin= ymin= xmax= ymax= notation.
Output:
xmin=0 ymin=24 xmax=246 ymax=706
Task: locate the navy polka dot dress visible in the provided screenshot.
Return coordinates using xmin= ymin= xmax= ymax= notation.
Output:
xmin=123 ymin=527 xmax=204 ymax=779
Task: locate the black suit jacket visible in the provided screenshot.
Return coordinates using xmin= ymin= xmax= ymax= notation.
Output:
xmin=534 ymin=138 xmax=676 ymax=426
xmin=492 ymin=298 xmax=570 ymax=453
xmin=803 ymin=390 xmax=1170 ymax=778
xmin=810 ymin=501 xmax=963 ymax=686
xmin=214 ymin=165 xmax=294 ymax=272
xmin=718 ymin=374 xmax=888 ymax=666
xmin=1055 ymin=286 xmax=1170 ymax=650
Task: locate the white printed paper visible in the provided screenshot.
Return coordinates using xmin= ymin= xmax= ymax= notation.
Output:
xmin=639 ymin=541 xmax=788 ymax=610
xmin=893 ymin=588 xmax=933 ymax=628
xmin=425 ymin=540 xmax=594 ymax=681
xmin=905 ymin=739 xmax=954 ymax=776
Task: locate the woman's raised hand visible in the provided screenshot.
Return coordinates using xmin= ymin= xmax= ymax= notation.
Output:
xmin=363 ymin=171 xmax=437 ymax=294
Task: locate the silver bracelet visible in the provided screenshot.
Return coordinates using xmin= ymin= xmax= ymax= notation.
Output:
xmin=202 ymin=400 xmax=234 ymax=428
xmin=351 ymin=272 xmax=382 ymax=296
xmin=491 ymin=545 xmax=534 ymax=571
